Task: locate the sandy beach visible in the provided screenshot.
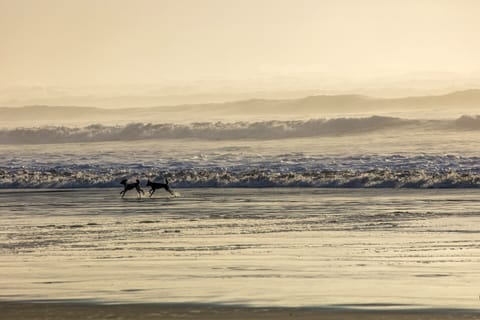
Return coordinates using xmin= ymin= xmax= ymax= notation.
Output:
xmin=1 ymin=302 xmax=480 ymax=320
xmin=1 ymin=188 xmax=480 ymax=312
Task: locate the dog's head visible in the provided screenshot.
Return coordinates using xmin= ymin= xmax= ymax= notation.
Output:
xmin=120 ymin=179 xmax=128 ymax=185
xmin=146 ymin=180 xmax=152 ymax=187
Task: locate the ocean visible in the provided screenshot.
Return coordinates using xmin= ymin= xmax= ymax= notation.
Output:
xmin=1 ymin=114 xmax=480 ymax=310
xmin=1 ymin=116 xmax=480 ymax=189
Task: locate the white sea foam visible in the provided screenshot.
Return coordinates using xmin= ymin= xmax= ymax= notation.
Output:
xmin=1 ymin=154 xmax=479 ymax=188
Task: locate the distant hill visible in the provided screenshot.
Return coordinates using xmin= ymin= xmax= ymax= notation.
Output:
xmin=1 ymin=89 xmax=479 ymax=126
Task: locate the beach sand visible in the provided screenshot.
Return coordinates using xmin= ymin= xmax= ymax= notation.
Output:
xmin=2 ymin=189 xmax=480 ymax=315
xmin=1 ymin=302 xmax=480 ymax=320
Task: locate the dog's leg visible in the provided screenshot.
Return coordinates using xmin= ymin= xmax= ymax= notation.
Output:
xmin=136 ymin=186 xmax=144 ymax=197
xmin=166 ymin=187 xmax=174 ymax=196
xmin=137 ymin=188 xmax=142 ymax=199
xmin=149 ymin=188 xmax=155 ymax=198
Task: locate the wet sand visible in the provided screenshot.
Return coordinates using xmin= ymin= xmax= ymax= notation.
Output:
xmin=2 ymin=189 xmax=480 ymax=310
xmin=1 ymin=302 xmax=480 ymax=320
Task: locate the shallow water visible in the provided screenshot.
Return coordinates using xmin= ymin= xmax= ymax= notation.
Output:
xmin=1 ymin=188 xmax=479 ymax=309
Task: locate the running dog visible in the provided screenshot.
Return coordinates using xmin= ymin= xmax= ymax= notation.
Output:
xmin=120 ymin=179 xmax=145 ymax=198
xmin=146 ymin=178 xmax=174 ymax=197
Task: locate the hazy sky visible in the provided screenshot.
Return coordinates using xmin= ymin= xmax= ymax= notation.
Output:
xmin=1 ymin=0 xmax=480 ymax=88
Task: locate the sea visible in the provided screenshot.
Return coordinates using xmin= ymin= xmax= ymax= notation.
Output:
xmin=1 ymin=114 xmax=480 ymax=310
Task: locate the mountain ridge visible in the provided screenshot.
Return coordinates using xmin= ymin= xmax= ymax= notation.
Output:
xmin=1 ymin=89 xmax=479 ymax=124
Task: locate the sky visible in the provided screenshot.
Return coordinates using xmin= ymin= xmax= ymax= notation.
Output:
xmin=1 ymin=0 xmax=480 ymax=94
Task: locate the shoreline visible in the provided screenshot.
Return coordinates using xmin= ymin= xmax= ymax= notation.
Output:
xmin=1 ymin=302 xmax=479 ymax=320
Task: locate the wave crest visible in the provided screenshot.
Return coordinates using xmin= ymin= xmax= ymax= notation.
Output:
xmin=0 ymin=116 xmax=419 ymax=144
xmin=454 ymin=115 xmax=480 ymax=129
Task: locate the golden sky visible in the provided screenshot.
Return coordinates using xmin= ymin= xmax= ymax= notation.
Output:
xmin=1 ymin=0 xmax=480 ymax=87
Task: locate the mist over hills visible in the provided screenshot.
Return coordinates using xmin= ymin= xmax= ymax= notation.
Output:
xmin=1 ymin=89 xmax=480 ymax=126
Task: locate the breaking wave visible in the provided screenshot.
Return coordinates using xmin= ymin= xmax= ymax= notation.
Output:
xmin=1 ymin=167 xmax=480 ymax=189
xmin=453 ymin=115 xmax=480 ymax=129
xmin=0 ymin=116 xmax=443 ymax=144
